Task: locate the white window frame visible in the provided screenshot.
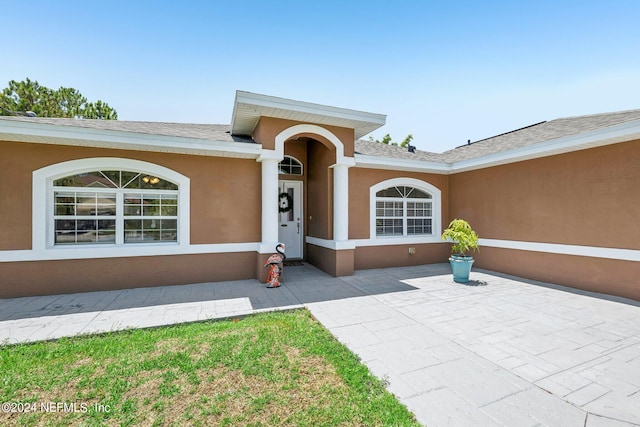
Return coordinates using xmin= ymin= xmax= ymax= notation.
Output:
xmin=278 ymin=155 xmax=304 ymax=175
xmin=33 ymin=158 xmax=190 ymax=253
xmin=369 ymin=178 xmax=442 ymax=242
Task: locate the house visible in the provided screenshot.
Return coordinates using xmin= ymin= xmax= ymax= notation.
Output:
xmin=0 ymin=91 xmax=638 ymax=300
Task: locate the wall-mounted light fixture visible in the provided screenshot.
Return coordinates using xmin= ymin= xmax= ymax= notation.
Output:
xmin=142 ymin=176 xmax=160 ymax=185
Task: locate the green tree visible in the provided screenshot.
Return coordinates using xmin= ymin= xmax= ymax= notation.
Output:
xmin=369 ymin=133 xmax=414 ymax=147
xmin=0 ymin=78 xmax=117 ymax=119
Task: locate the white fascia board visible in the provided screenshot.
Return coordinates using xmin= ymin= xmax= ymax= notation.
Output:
xmin=354 ymin=154 xmax=451 ymax=174
xmin=451 ymin=119 xmax=640 ymax=173
xmin=354 ymin=120 xmax=640 ymax=174
xmin=0 ymin=120 xmax=262 ymax=158
xmin=235 ymin=91 xmax=386 ymax=126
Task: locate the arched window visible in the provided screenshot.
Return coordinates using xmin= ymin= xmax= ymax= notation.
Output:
xmin=375 ymin=186 xmax=433 ymax=236
xmin=370 ymin=178 xmax=441 ymax=240
xmin=53 ymin=170 xmax=179 ymax=245
xmin=33 ymin=158 xmax=190 ymax=250
xmin=278 ymin=155 xmax=303 ymax=175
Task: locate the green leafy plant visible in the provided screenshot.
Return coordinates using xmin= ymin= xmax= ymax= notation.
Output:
xmin=441 ymin=219 xmax=479 ymax=256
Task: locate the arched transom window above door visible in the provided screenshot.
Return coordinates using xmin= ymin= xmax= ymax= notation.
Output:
xmin=278 ymin=155 xmax=303 ymax=175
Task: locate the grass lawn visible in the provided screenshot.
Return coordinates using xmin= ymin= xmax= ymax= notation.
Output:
xmin=0 ymin=310 xmax=419 ymax=426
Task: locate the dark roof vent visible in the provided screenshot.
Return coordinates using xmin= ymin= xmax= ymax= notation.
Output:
xmin=407 ymin=144 xmax=416 ymax=153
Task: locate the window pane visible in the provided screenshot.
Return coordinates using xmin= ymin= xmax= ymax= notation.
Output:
xmin=55 ymin=219 xmax=77 ymax=244
xmin=124 ymin=219 xmax=143 ymax=243
xmin=124 ymin=174 xmax=178 ymax=190
xmin=55 ymin=193 xmax=76 ymax=216
xmin=407 ymin=188 xmax=431 ymax=199
xmin=376 ymin=218 xmax=403 ymax=236
xmin=95 ymin=195 xmax=116 ymax=216
xmin=54 ymin=171 xmax=117 ymax=188
xmin=124 ymin=194 xmax=142 ymax=216
xmin=407 ymin=218 xmax=432 ymax=235
xmin=97 ymin=220 xmax=116 ymax=243
xmin=407 ymin=201 xmax=432 ymax=217
xmin=142 ymin=195 xmax=161 ymax=216
xmin=161 ymin=205 xmax=178 ymax=216
xmin=377 ymin=201 xmax=402 ymax=217
xmin=100 ymin=171 xmax=121 ymax=188
xmin=376 ymin=187 xmax=402 ymax=198
xmin=144 ymin=230 xmax=161 ymax=242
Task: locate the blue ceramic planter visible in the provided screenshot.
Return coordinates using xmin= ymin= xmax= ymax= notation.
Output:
xmin=449 ymin=255 xmax=474 ymax=283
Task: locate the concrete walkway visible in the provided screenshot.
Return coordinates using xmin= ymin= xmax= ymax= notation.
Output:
xmin=2 ymin=263 xmax=640 ymax=426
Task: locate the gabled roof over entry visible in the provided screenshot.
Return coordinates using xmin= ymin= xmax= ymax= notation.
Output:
xmin=231 ymin=90 xmax=386 ymax=139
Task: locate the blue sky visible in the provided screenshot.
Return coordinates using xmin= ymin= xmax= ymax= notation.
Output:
xmin=2 ymin=0 xmax=639 ymax=153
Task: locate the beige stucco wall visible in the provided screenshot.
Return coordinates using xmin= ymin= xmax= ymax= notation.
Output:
xmin=449 ymin=140 xmax=640 ymax=300
xmin=0 ymin=141 xmax=262 ymax=250
xmin=449 ymin=140 xmax=640 ymax=248
xmin=0 ymin=252 xmax=257 ymax=298
xmin=252 ymin=117 xmax=355 ymax=156
xmin=349 ymin=167 xmax=451 ymax=269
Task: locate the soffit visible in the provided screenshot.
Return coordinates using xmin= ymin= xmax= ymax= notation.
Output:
xmin=231 ymin=90 xmax=386 ymax=139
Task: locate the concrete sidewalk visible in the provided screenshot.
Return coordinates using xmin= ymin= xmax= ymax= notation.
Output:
xmin=2 ymin=263 xmax=640 ymax=426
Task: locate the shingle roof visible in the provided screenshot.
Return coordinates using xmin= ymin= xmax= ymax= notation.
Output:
xmin=0 ymin=116 xmax=255 ymax=143
xmin=2 ymin=108 xmax=639 ymax=163
xmin=354 ymin=139 xmax=446 ymax=162
xmin=441 ymin=109 xmax=640 ymax=163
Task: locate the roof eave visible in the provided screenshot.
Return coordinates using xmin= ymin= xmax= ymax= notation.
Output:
xmin=354 ymin=154 xmax=451 ymax=174
xmin=449 ymin=119 xmax=640 ymax=173
xmin=0 ymin=119 xmax=262 ymax=159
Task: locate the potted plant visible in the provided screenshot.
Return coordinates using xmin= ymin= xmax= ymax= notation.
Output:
xmin=441 ymin=219 xmax=479 ymax=283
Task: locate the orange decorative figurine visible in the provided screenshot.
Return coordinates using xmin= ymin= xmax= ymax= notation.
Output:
xmin=264 ymin=243 xmax=286 ymax=288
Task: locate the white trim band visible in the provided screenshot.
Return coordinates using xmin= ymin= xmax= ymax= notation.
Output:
xmin=305 ymin=236 xmax=356 ymax=250
xmin=0 ymin=242 xmax=259 ymax=262
xmin=480 ymin=238 xmax=640 ymax=262
xmin=353 ymin=237 xmax=445 ymax=247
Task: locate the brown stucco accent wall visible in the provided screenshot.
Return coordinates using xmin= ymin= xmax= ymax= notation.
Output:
xmin=449 ymin=140 xmax=640 ymax=300
xmin=349 ymin=168 xmax=449 ymax=240
xmin=348 ymin=167 xmax=451 ymax=269
xmin=449 ymin=140 xmax=640 ymax=248
xmin=0 ymin=252 xmax=257 ymax=298
xmin=0 ymin=141 xmax=262 ymax=250
xmin=252 ymin=117 xmax=355 ymax=156
xmin=306 ymin=244 xmax=354 ymax=277
xmin=354 ymin=244 xmax=450 ymax=270
xmin=306 ymin=141 xmax=333 ymax=240
xmin=475 ymin=247 xmax=640 ymax=301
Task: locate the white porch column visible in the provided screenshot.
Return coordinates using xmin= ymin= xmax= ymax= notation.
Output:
xmin=332 ymin=159 xmax=354 ymax=242
xmin=257 ymin=151 xmax=281 ymax=252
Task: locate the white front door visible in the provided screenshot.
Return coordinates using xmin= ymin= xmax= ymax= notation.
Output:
xmin=278 ymin=180 xmax=303 ymax=259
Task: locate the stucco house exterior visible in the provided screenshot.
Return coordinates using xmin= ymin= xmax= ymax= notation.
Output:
xmin=1 ymin=91 xmax=638 ymax=300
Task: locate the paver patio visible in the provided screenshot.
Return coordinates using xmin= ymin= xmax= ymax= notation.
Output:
xmin=2 ymin=263 xmax=639 ymax=426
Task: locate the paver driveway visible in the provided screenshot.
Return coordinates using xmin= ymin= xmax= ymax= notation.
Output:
xmin=308 ymin=267 xmax=640 ymax=426
xmin=2 ymin=263 xmax=639 ymax=426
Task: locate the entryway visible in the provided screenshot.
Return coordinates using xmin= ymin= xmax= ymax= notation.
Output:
xmin=278 ymin=180 xmax=303 ymax=259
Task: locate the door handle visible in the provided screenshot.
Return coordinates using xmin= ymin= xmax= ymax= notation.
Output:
xmin=297 ymin=222 xmax=300 ymax=234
